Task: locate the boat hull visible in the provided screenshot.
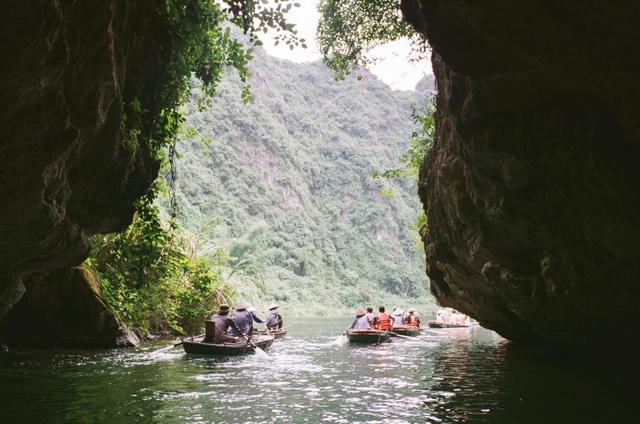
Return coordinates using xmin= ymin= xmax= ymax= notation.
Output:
xmin=182 ymin=335 xmax=274 ymax=355
xmin=346 ymin=329 xmax=391 ymax=344
xmin=427 ymin=320 xmax=469 ymax=329
xmin=253 ymin=329 xmax=287 ymax=339
xmin=390 ymin=326 xmax=422 ymax=336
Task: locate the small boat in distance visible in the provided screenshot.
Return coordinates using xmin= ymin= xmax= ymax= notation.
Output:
xmin=182 ymin=334 xmax=275 ymax=355
xmin=427 ymin=320 xmax=469 ymax=329
xmin=253 ymin=329 xmax=287 ymax=339
xmin=346 ymin=328 xmax=391 ymax=344
xmin=390 ymin=326 xmax=422 ymax=336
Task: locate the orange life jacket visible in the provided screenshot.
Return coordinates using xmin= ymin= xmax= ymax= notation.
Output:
xmin=376 ymin=312 xmax=392 ymax=330
xmin=407 ymin=315 xmax=420 ymax=327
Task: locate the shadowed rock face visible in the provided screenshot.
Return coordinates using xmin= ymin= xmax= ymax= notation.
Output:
xmin=402 ymin=0 xmax=640 ymax=354
xmin=0 ymin=1 xmax=162 ymax=318
xmin=3 ymin=266 xmax=139 ymax=348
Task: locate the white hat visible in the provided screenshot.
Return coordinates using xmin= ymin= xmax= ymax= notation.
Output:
xmin=268 ymin=303 xmax=279 ymax=310
xmin=235 ymin=300 xmax=251 ymax=310
xmin=393 ymin=308 xmax=404 ymax=315
xmin=355 ymin=307 xmax=367 ymax=317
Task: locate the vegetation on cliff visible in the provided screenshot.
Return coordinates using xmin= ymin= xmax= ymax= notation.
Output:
xmin=85 ymin=1 xmax=303 ymax=336
xmin=88 ymin=1 xmax=436 ymax=334
xmin=170 ymin=48 xmax=436 ymax=316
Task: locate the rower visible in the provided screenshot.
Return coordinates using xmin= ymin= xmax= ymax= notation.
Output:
xmin=406 ymin=308 xmax=421 ymax=327
xmin=209 ymin=304 xmax=241 ymax=344
xmin=366 ymin=307 xmax=375 ymax=326
xmin=247 ymin=305 xmax=266 ymax=326
xmin=349 ymin=308 xmax=371 ymax=329
xmin=392 ymin=308 xmax=405 ymax=327
xmin=229 ymin=300 xmax=260 ymax=337
xmin=265 ymin=303 xmax=283 ymax=330
xmin=374 ymin=306 xmax=394 ymax=331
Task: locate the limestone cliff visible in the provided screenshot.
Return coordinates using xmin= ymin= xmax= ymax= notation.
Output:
xmin=0 ymin=1 xmax=162 ymax=322
xmin=402 ymin=0 xmax=640 ymax=354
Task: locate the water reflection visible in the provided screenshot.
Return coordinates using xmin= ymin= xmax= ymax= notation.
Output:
xmin=0 ymin=320 xmax=636 ymax=423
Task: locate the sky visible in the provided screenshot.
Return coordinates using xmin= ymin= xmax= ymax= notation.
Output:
xmin=258 ymin=1 xmax=432 ymax=91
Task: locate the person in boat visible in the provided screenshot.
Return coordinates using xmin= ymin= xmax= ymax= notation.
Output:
xmin=406 ymin=308 xmax=421 ymax=327
xmin=392 ymin=308 xmax=405 ymax=328
xmin=247 ymin=305 xmax=266 ymax=326
xmin=436 ymin=308 xmax=450 ymax=324
xmin=210 ymin=304 xmax=241 ymax=344
xmin=265 ymin=303 xmax=283 ymax=330
xmin=366 ymin=307 xmax=375 ymax=326
xmin=374 ymin=306 xmax=394 ymax=331
xmin=228 ymin=300 xmax=260 ymax=337
xmin=349 ymin=307 xmax=371 ymax=329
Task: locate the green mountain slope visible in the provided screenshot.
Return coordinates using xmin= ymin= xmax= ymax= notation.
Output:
xmin=174 ymin=48 xmax=436 ymax=316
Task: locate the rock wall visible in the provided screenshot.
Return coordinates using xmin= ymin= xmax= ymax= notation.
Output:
xmin=0 ymin=1 xmax=163 ymax=319
xmin=2 ymin=265 xmax=139 ymax=348
xmin=402 ymin=0 xmax=640 ymax=354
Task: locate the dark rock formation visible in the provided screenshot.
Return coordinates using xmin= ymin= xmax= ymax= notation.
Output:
xmin=0 ymin=1 xmax=163 ymax=321
xmin=2 ymin=265 xmax=139 ymax=348
xmin=402 ymin=0 xmax=640 ymax=354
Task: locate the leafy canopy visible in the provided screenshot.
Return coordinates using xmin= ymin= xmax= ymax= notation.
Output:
xmin=317 ymin=0 xmax=426 ymax=79
xmin=90 ymin=0 xmax=302 ymax=335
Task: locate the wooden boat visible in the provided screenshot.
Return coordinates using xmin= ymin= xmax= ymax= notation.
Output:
xmin=346 ymin=328 xmax=391 ymax=344
xmin=427 ymin=320 xmax=470 ymax=329
xmin=253 ymin=329 xmax=287 ymax=339
xmin=390 ymin=326 xmax=422 ymax=336
xmin=182 ymin=334 xmax=275 ymax=355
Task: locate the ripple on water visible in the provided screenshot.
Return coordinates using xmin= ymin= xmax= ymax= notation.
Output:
xmin=3 ymin=323 xmax=635 ymax=423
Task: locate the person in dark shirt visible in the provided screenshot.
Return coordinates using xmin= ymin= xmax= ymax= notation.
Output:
xmin=209 ymin=304 xmax=241 ymax=344
xmin=265 ymin=304 xmax=283 ymax=330
xmin=229 ymin=300 xmax=261 ymax=337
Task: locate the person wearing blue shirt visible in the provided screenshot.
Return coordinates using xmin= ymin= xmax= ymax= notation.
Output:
xmin=266 ymin=304 xmax=283 ymax=329
xmin=349 ymin=308 xmax=371 ymax=329
xmin=228 ymin=300 xmax=264 ymax=337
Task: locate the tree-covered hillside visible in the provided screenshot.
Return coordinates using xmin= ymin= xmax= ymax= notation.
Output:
xmin=173 ymin=47 xmax=436 ymax=316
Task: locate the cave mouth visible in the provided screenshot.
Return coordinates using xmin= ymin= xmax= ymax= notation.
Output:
xmin=3 ymin=0 xmax=640 ymax=359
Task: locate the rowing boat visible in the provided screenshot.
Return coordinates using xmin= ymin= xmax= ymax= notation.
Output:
xmin=182 ymin=334 xmax=275 ymax=355
xmin=390 ymin=326 xmax=422 ymax=336
xmin=346 ymin=328 xmax=391 ymax=344
xmin=427 ymin=320 xmax=469 ymax=328
xmin=253 ymin=329 xmax=287 ymax=339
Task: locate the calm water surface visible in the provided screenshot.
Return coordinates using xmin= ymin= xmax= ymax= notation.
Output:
xmin=0 ymin=319 xmax=635 ymax=423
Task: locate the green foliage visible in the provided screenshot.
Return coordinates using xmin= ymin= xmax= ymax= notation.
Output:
xmin=168 ymin=47 xmax=438 ymax=316
xmin=374 ymin=100 xmax=435 ymax=180
xmin=91 ymin=1 xmax=302 ymax=334
xmin=374 ymin=100 xmax=435 ymax=244
xmin=87 ymin=183 xmax=235 ymax=335
xmin=317 ymin=0 xmax=425 ymax=79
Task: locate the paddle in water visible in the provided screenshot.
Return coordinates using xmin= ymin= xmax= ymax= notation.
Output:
xmin=389 ymin=331 xmax=420 ymax=341
xmin=151 ymin=333 xmax=205 ymax=354
xmin=239 ymin=331 xmax=268 ymax=357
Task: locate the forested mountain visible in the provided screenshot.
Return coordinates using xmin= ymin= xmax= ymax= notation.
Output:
xmin=172 ymin=47 xmax=436 ymax=316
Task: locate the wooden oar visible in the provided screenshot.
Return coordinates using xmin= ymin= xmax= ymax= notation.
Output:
xmin=151 ymin=333 xmax=205 ymax=354
xmin=239 ymin=331 xmax=268 ymax=356
xmin=389 ymin=331 xmax=420 ymax=341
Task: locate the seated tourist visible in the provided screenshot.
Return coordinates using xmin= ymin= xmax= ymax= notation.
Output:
xmin=350 ymin=308 xmax=371 ymax=329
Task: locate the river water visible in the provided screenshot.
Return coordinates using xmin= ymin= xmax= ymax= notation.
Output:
xmin=0 ymin=318 xmax=635 ymax=423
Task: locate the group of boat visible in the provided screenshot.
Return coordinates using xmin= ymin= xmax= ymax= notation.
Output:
xmin=179 ymin=308 xmax=476 ymax=354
